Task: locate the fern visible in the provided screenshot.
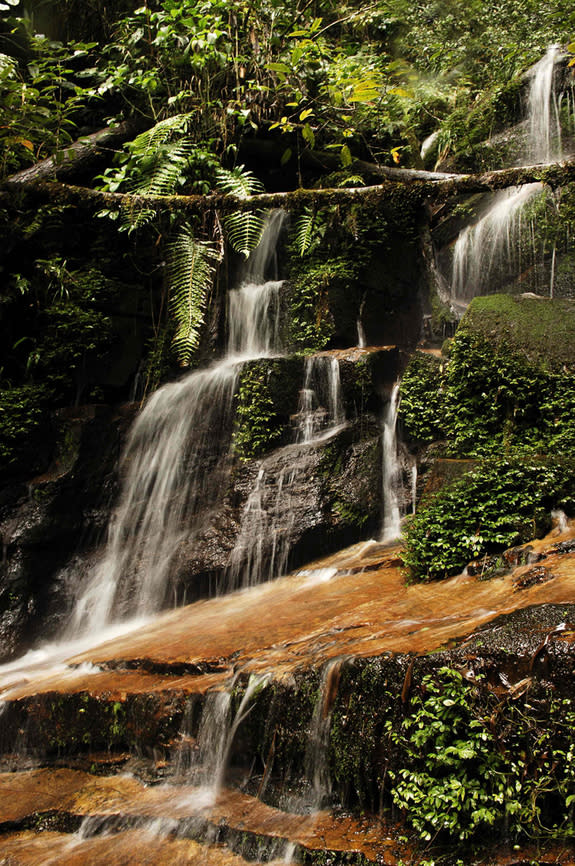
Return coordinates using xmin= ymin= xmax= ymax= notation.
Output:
xmin=292 ymin=206 xmax=327 ymax=256
xmin=166 ymin=225 xmax=218 ymax=366
xmin=215 ymin=165 xmax=265 ymax=198
xmin=128 ymin=113 xmax=193 ymax=156
xmin=215 ymin=165 xmax=266 ymax=258
xmin=119 ymin=139 xmax=194 ymax=232
xmin=294 ymin=207 xmax=316 ymax=256
xmin=221 ymin=210 xmax=266 ymax=259
xmin=98 ymin=114 xmax=194 ymax=233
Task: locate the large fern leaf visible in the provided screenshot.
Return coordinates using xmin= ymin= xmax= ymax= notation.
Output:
xmin=294 ymin=208 xmax=316 ymax=257
xmin=215 ymin=166 xmax=266 ymax=259
xmin=129 ymin=113 xmax=192 ymax=155
xmin=166 ymin=226 xmax=218 ymax=366
xmin=215 ymin=165 xmax=265 ymax=198
xmin=119 ymin=139 xmax=194 ymax=232
xmin=221 ymin=210 xmax=266 ymax=259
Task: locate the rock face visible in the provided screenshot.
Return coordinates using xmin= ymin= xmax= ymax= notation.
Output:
xmin=1 ymin=527 xmax=575 ymax=863
xmin=0 ymin=405 xmax=136 ymax=661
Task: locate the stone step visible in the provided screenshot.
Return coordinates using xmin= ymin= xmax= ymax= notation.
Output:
xmin=0 ymin=829 xmax=284 ymax=866
xmin=2 ymin=529 xmax=575 ymax=710
xmin=0 ymin=767 xmax=400 ymax=864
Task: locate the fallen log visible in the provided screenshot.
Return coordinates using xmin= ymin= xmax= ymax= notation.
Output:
xmin=2 ymin=156 xmax=574 ymax=215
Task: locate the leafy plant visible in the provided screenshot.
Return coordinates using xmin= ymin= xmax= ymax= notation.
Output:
xmin=398 ymin=352 xmax=445 ymax=445
xmin=292 ymin=206 xmax=327 ymax=257
xmin=389 ymin=668 xmax=519 ymax=842
xmin=166 ymin=224 xmax=219 ymax=367
xmin=216 ymin=166 xmax=265 ymax=259
xmin=390 ymin=667 xmax=575 ymax=847
xmin=232 ymin=363 xmax=282 ymax=460
xmin=402 ymin=456 xmax=575 ymax=581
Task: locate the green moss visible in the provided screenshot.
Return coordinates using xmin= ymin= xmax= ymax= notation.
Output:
xmin=232 ymin=358 xmax=302 ymax=461
xmin=459 ymin=295 xmax=575 ymax=372
xmin=402 ymin=455 xmax=575 ymax=582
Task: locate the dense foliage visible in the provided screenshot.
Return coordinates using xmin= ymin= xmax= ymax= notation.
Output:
xmin=399 ymin=295 xmax=575 ymax=580
xmin=402 ymin=456 xmax=575 ymax=581
xmin=390 ymin=667 xmax=575 ymax=844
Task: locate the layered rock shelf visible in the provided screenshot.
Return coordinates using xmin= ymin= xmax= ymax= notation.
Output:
xmin=1 ymin=525 xmax=575 ymax=863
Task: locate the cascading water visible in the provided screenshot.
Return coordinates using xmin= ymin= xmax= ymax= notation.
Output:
xmin=381 ymin=383 xmax=403 ymax=543
xmin=282 ymin=658 xmax=344 ymax=864
xmin=225 ymin=354 xmax=346 ymax=590
xmin=69 ymin=210 xmax=287 ymax=634
xmin=296 ymin=356 xmax=345 ymax=445
xmin=527 ymin=44 xmax=563 ymax=164
xmin=172 ymin=674 xmax=267 ymax=805
xmin=449 ymin=45 xmax=564 ymax=304
xmin=450 ymin=182 xmax=543 ymax=302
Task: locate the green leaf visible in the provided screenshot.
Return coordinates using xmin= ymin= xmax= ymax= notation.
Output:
xmin=166 ymin=226 xmax=218 ymax=367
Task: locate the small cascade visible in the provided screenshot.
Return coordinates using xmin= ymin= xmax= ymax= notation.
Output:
xmin=527 ymin=44 xmax=563 ymax=164
xmin=225 ymin=355 xmax=346 ymax=590
xmin=283 ymin=659 xmax=343 ymax=864
xmin=296 ymin=356 xmax=345 ymax=444
xmin=70 ymin=211 xmax=286 ymax=634
xmin=449 ymin=45 xmax=565 ymax=304
xmin=450 ymin=182 xmax=543 ymax=302
xmin=173 ymin=674 xmax=267 ymax=804
xmin=381 ymin=383 xmax=403 ymax=543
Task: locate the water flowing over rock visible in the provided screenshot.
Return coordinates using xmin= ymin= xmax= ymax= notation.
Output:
xmin=70 ymin=212 xmax=288 ymax=632
xmin=448 ymin=45 xmax=568 ymax=305
xmin=1 ymin=37 xmax=575 ymax=866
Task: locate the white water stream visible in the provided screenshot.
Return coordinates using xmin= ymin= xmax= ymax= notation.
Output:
xmin=381 ymin=383 xmax=403 ymax=542
xmin=450 ymin=45 xmax=565 ymax=304
xmin=70 ymin=211 xmax=287 ymax=634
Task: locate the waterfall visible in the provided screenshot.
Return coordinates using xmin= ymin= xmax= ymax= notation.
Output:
xmin=69 ymin=211 xmax=286 ymax=634
xmin=296 ymin=356 xmax=345 ymax=445
xmin=174 ymin=674 xmax=267 ymax=805
xmin=283 ymin=658 xmax=343 ymax=864
xmin=225 ymin=355 xmax=346 ymax=590
xmin=381 ymin=383 xmax=402 ymax=543
xmin=450 ymin=182 xmax=543 ymax=302
xmin=527 ymin=44 xmax=562 ymax=164
xmin=449 ymin=45 xmax=563 ymax=303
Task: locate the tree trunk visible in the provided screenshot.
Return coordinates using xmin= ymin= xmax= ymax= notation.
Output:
xmin=5 ymin=121 xmax=143 ymax=187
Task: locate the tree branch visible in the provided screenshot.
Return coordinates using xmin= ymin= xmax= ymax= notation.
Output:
xmin=5 ymin=120 xmax=144 ymax=187
xmin=2 ymin=157 xmax=574 ymax=216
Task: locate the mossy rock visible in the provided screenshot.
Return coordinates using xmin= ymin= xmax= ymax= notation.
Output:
xmin=458 ymin=294 xmax=575 ymax=371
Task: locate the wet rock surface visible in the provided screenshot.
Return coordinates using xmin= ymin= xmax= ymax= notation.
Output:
xmin=1 ymin=526 xmax=575 ymax=863
xmin=0 ymin=406 xmax=136 ymax=661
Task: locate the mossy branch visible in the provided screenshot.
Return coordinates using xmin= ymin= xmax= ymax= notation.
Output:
xmin=2 ymin=158 xmax=575 ymax=216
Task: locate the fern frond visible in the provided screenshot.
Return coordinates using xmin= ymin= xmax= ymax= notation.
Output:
xmin=215 ymin=166 xmax=266 ymax=258
xmin=118 ymin=139 xmax=194 ymax=233
xmin=166 ymin=226 xmax=218 ymax=366
xmin=129 ymin=113 xmax=192 ymax=156
xmin=132 ymin=140 xmax=193 ymax=196
xmin=294 ymin=208 xmax=316 ymax=257
xmin=338 ymin=174 xmax=365 ymax=187
xmin=215 ymin=165 xmax=265 ymax=198
xmin=222 ymin=210 xmax=266 ymax=259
